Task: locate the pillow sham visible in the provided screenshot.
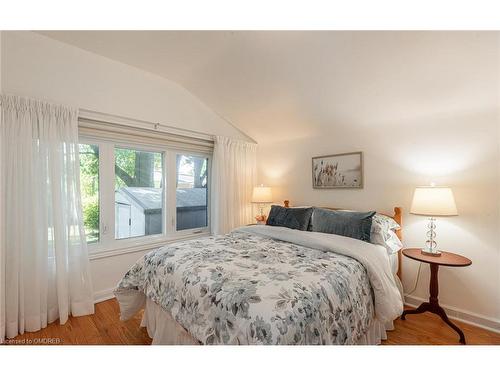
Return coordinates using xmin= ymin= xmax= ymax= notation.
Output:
xmin=370 ymin=229 xmax=403 ymax=254
xmin=369 ymin=213 xmax=402 ymax=254
xmin=266 ymin=205 xmax=313 ymax=231
xmin=371 ymin=213 xmax=401 ymax=234
xmin=310 ymin=208 xmax=376 ymax=242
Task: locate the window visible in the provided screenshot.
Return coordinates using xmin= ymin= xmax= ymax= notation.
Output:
xmin=176 ymin=154 xmax=208 ymax=231
xmin=114 ymin=147 xmax=163 ymax=239
xmin=78 ymin=127 xmax=211 ymax=254
xmin=79 ymin=144 xmax=100 ymax=244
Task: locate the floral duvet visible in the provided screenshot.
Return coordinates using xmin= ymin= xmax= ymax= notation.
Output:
xmin=115 ymin=225 xmax=403 ymax=345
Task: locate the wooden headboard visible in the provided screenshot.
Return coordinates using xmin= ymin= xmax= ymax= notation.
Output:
xmin=283 ymin=200 xmax=403 ymax=279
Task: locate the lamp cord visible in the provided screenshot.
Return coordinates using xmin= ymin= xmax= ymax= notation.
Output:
xmin=404 ymin=262 xmax=422 ymax=296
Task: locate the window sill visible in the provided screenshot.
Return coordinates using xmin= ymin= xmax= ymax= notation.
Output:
xmin=88 ymin=232 xmax=211 ymax=261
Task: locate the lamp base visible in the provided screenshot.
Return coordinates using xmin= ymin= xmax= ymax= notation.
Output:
xmin=421 ymin=217 xmax=441 ymax=256
xmin=421 ymin=248 xmax=442 ymax=257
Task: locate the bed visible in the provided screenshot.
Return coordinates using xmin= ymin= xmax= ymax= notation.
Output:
xmin=114 ymin=203 xmax=404 ymax=345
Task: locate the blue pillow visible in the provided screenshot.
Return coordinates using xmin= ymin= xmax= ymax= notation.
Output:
xmin=266 ymin=205 xmax=313 ymax=231
xmin=311 ymin=208 xmax=375 ymax=242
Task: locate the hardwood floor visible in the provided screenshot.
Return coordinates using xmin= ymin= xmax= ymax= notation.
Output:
xmin=4 ymin=298 xmax=152 ymax=345
xmin=3 ymin=299 xmax=499 ymax=345
xmin=384 ymin=311 xmax=500 ymax=345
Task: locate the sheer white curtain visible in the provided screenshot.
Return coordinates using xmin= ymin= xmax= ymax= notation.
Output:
xmin=0 ymin=95 xmax=94 ymax=342
xmin=211 ymin=135 xmax=257 ymax=235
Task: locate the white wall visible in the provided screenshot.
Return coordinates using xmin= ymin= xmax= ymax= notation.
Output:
xmin=258 ymin=38 xmax=500 ymax=330
xmin=1 ymin=31 xmax=251 ymax=141
xmin=0 ymin=31 xmax=251 ymax=302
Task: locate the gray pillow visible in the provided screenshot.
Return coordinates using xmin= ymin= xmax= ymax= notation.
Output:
xmin=266 ymin=205 xmax=313 ymax=231
xmin=311 ymin=208 xmax=376 ymax=242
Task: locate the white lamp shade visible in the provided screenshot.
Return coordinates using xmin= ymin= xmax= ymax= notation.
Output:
xmin=410 ymin=186 xmax=458 ymax=216
xmin=252 ymin=186 xmax=273 ymax=203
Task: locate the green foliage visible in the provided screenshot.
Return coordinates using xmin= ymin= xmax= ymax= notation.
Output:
xmin=79 ymin=144 xmax=99 ymax=176
xmin=115 ymin=148 xmax=163 ymax=188
xmin=115 ymin=148 xmax=137 ymax=188
xmin=79 ymin=144 xmax=99 ymax=197
xmin=83 ymin=199 xmax=99 ymax=232
xmin=79 ymin=144 xmax=100 ymax=242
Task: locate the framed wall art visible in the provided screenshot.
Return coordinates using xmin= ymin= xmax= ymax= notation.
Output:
xmin=312 ymin=151 xmax=363 ymax=189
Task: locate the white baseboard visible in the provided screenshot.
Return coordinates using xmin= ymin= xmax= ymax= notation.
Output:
xmin=94 ymin=288 xmax=115 ymax=304
xmin=404 ymin=294 xmax=500 ymax=334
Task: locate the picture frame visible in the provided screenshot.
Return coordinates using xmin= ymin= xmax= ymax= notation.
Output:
xmin=312 ymin=151 xmax=363 ymax=189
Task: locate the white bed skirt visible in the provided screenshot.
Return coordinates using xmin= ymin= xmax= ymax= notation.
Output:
xmin=116 ymin=289 xmax=393 ymax=345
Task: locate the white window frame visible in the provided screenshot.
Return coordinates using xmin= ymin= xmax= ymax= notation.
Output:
xmin=172 ymin=149 xmax=212 ymax=235
xmin=79 ymin=133 xmax=212 ymax=258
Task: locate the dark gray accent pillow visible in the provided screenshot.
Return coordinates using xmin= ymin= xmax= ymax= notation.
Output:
xmin=311 ymin=208 xmax=376 ymax=242
xmin=266 ymin=205 xmax=313 ymax=231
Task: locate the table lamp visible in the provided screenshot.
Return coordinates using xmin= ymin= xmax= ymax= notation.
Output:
xmin=410 ymin=185 xmax=458 ymax=256
xmin=251 ymin=185 xmax=273 ymax=224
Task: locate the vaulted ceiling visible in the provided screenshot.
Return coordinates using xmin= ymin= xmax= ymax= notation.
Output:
xmin=38 ymin=31 xmax=498 ymax=144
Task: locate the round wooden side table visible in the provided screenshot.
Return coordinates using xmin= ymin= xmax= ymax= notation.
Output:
xmin=401 ymin=248 xmax=472 ymax=344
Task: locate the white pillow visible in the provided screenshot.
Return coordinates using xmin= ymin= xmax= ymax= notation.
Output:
xmin=370 ymin=229 xmax=403 ymax=254
xmin=371 ymin=213 xmax=400 ymax=233
xmin=370 ymin=214 xmax=402 ymax=254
